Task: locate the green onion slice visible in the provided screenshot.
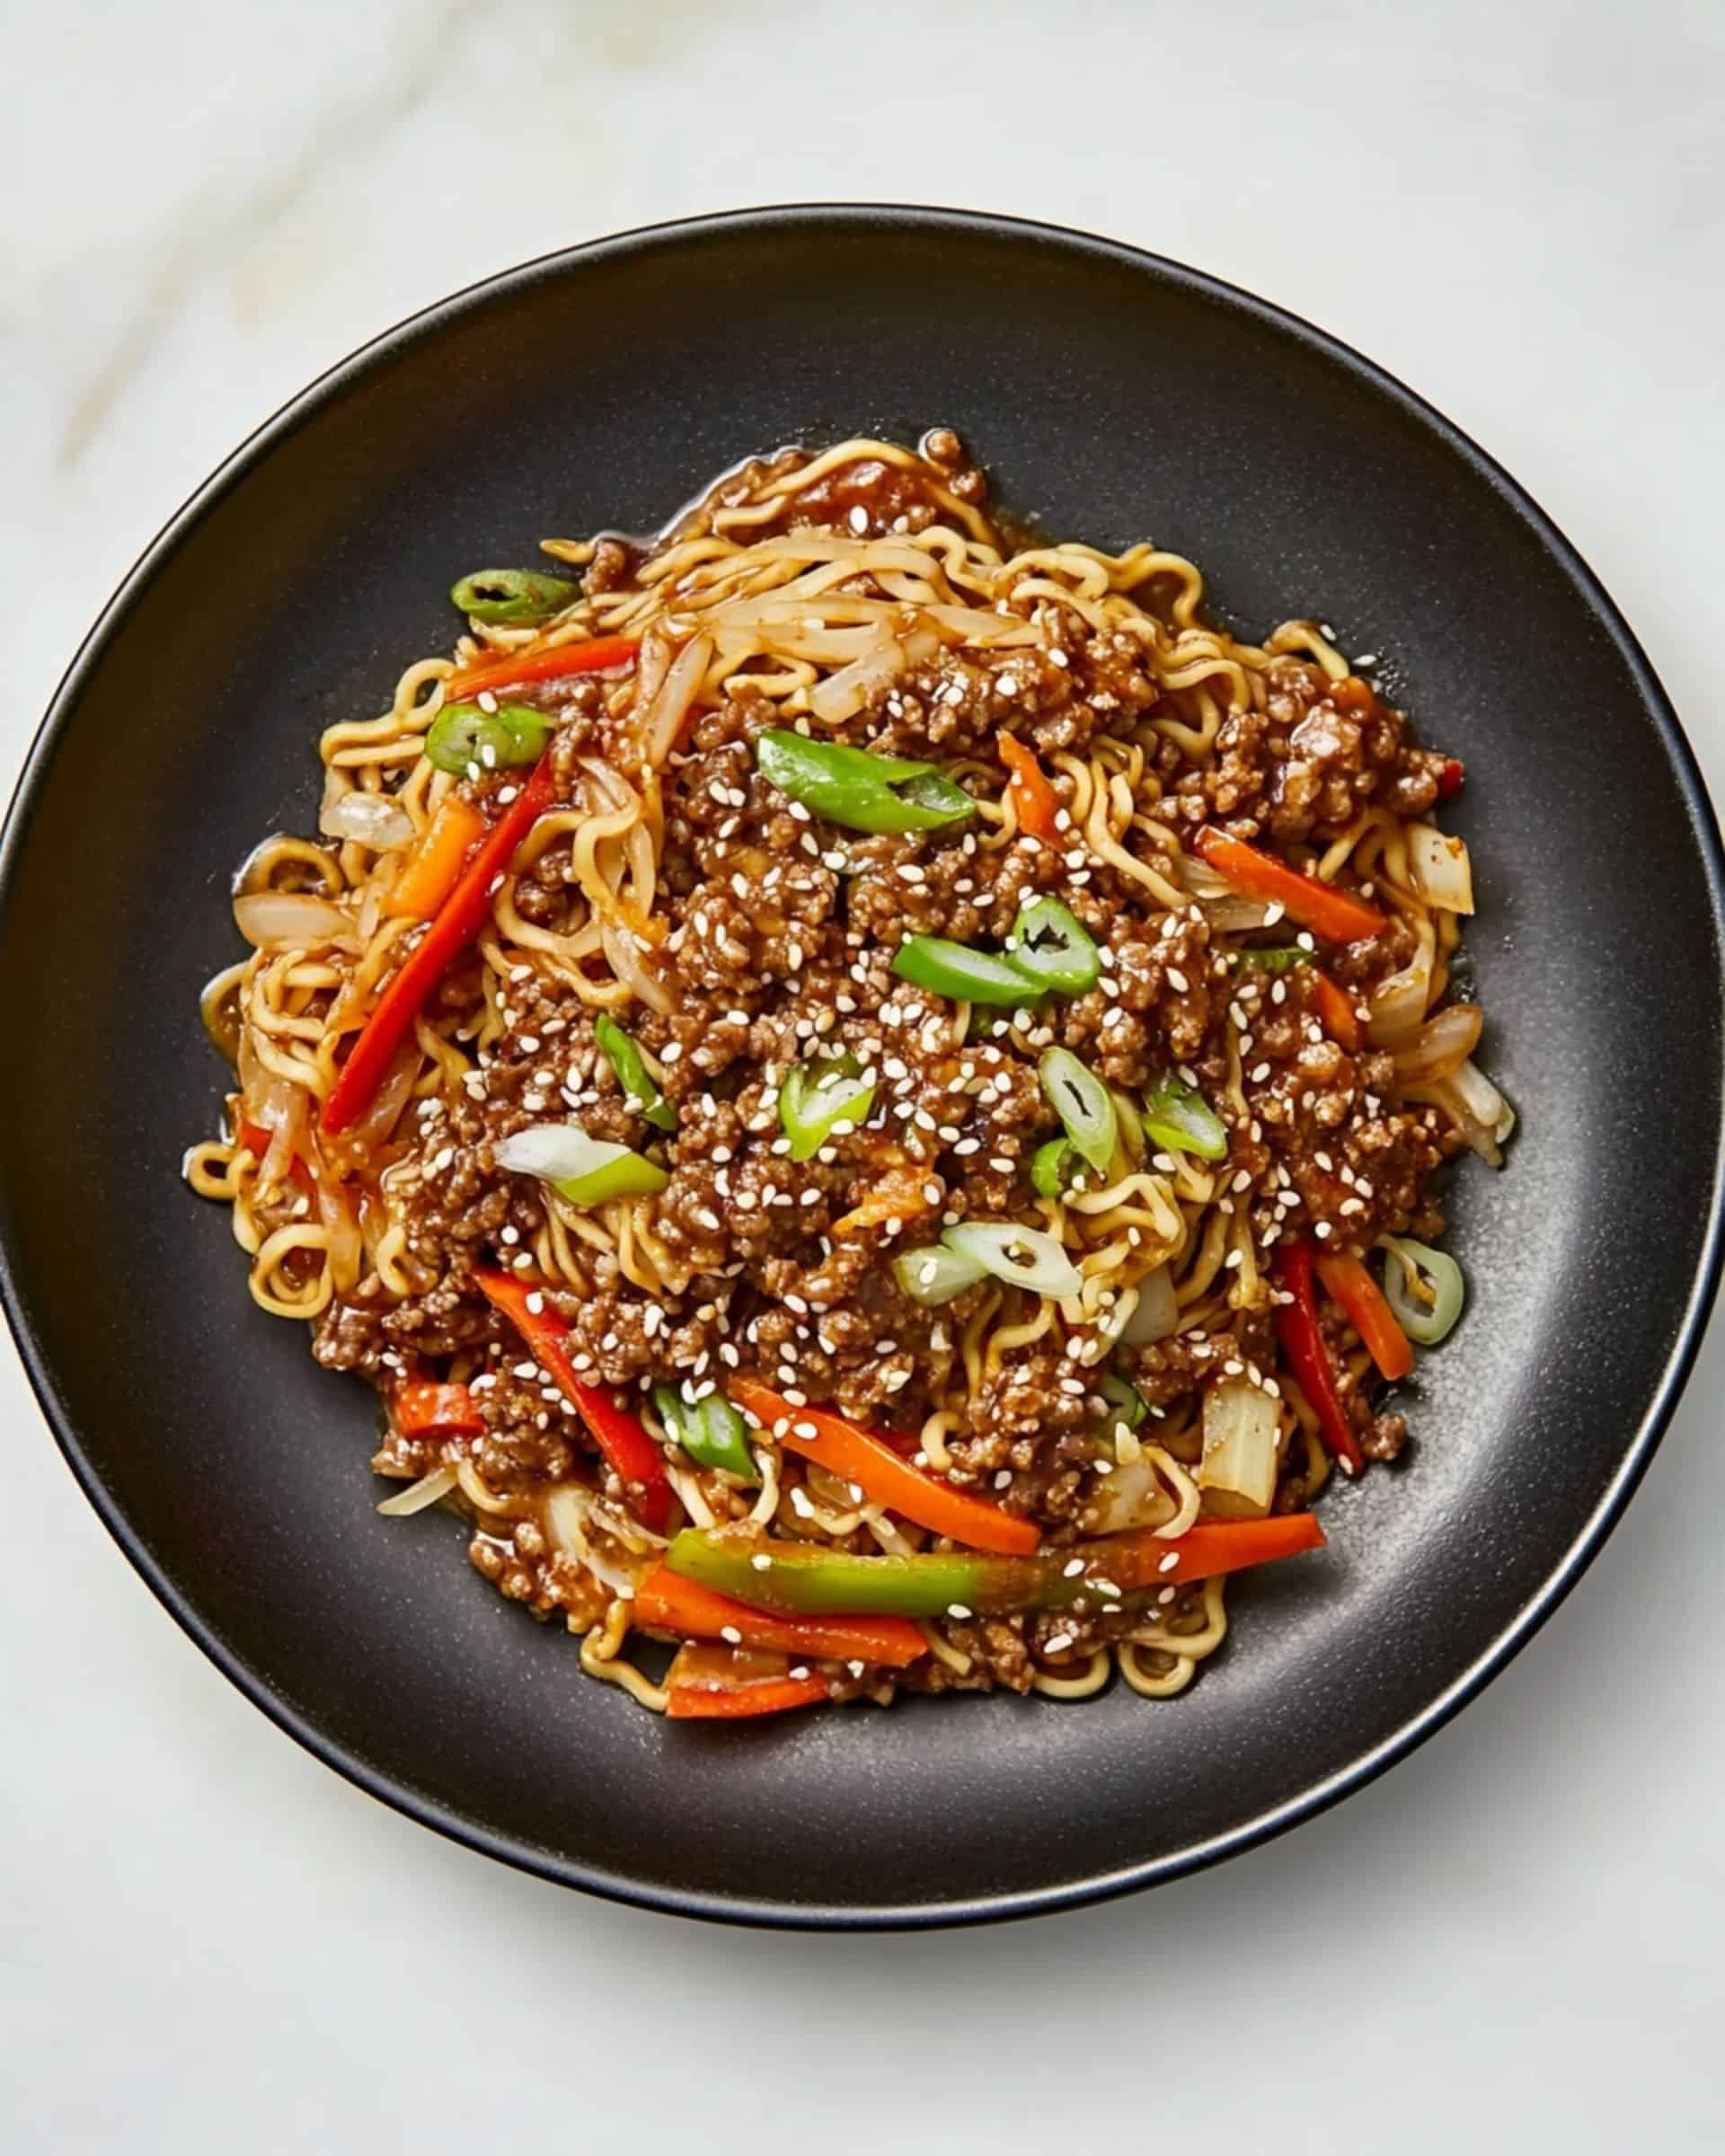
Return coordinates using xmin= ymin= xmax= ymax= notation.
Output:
xmin=1005 ymin=897 xmax=1102 ymax=994
xmin=1099 ymin=1372 xmax=1147 ymax=1433
xmin=1039 ymin=1047 xmax=1118 ymax=1175
xmin=493 ymin=1122 xmax=668 ymax=1206
xmin=1380 ymin=1236 xmax=1465 ymax=1346
xmin=594 ymin=1013 xmax=676 ymax=1130
xmin=892 ymin=1241 xmax=990 ymax=1307
xmin=942 ymin=1220 xmax=1084 ymax=1298
xmin=1143 ymin=1073 xmax=1229 ymax=1162
xmin=425 ymin=700 xmax=553 ymax=775
xmin=779 ymin=1052 xmax=876 ymax=1160
xmin=655 ymin=1384 xmax=759 ymax=1482
xmin=893 ymin=934 xmax=1045 ymax=1006
xmin=450 ymin=569 xmax=579 ymax=626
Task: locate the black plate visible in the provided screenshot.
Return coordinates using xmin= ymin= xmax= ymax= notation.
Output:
xmin=4 ymin=207 xmax=1721 ymax=1928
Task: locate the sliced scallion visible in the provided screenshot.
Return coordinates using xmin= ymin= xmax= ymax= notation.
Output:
xmin=1039 ymin=1047 xmax=1117 ymax=1175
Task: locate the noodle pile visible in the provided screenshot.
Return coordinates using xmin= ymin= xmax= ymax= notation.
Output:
xmin=187 ymin=433 xmax=1505 ymax=1717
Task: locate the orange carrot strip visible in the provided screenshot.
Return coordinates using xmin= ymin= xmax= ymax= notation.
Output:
xmin=635 ymin=1564 xmax=927 ymax=1667
xmin=382 ymin=797 xmax=486 ymax=922
xmin=998 ymin=732 xmax=1058 ymax=839
xmin=731 ymin=1381 xmax=1041 ymax=1556
xmin=666 ymin=1674 xmax=830 ymax=1720
xmin=1316 ymin=1251 xmax=1414 ymax=1383
xmin=1195 ymin=827 xmax=1388 ymax=943
xmin=1313 ymin=970 xmax=1364 ymax=1050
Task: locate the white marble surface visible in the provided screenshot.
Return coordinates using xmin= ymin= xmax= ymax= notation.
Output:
xmin=6 ymin=2 xmax=1725 ymax=2149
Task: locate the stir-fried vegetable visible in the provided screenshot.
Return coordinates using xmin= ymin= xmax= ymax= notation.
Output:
xmin=594 ymin=1013 xmax=676 ymax=1131
xmin=1197 ymin=1376 xmax=1281 ymax=1518
xmin=492 ymin=1122 xmax=668 ymax=1206
xmin=1030 ymin=1136 xmax=1085 ymax=1197
xmin=1195 ymin=827 xmax=1388 ymax=943
xmin=730 ymin=1381 xmax=1041 ymax=1555
xmin=942 ymin=1220 xmax=1084 ymax=1298
xmin=1039 ymin=1047 xmax=1117 ymax=1173
xmin=997 ymin=733 xmax=1059 ymax=839
xmin=666 ymin=1512 xmax=1325 ymax=1620
xmin=472 ymin=1268 xmax=672 ymax=1531
xmin=322 ymin=756 xmax=562 ymax=1135
xmin=1272 ymin=1241 xmax=1365 ymax=1472
xmin=442 ymin=632 xmax=640 ymax=702
xmin=755 ymin=730 xmax=974 ymax=835
xmin=1380 ymin=1236 xmax=1465 ymax=1345
xmin=1227 ymin=944 xmax=1314 ymax=974
xmin=393 ymin=1380 xmax=483 ymax=1439
xmin=655 ymin=1383 xmax=758 ymax=1482
xmin=233 ymin=891 xmax=353 ymax=950
xmin=1316 ymin=1250 xmax=1413 ymax=1382
xmin=778 ymin=1051 xmax=876 ymax=1159
xmin=1312 ymin=971 xmax=1364 ymax=1051
xmin=425 ymin=699 xmax=554 ymax=775
xmin=382 ymin=796 xmax=485 ymax=922
xmin=892 ymin=933 xmax=1045 ymax=1006
xmin=1407 ymin=823 xmax=1474 ymax=914
xmin=1120 ymin=1264 xmax=1179 ymax=1345
xmin=1144 ymin=1073 xmax=1229 ymax=1162
xmin=1007 ymin=898 xmax=1102 ymax=994
xmin=450 ymin=568 xmax=579 ymax=625
xmin=664 ymin=1648 xmax=831 ymax=1720
xmin=635 ymin=1564 xmax=927 ymax=1666
xmin=1099 ymin=1372 xmax=1147 ymax=1434
xmin=892 ymin=1240 xmax=990 ymax=1305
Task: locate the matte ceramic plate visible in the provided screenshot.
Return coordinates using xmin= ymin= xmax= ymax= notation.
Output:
xmin=4 ymin=207 xmax=1721 ymax=1927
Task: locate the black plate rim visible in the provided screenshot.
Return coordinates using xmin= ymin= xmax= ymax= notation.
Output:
xmin=5 ymin=202 xmax=1722 ymax=1930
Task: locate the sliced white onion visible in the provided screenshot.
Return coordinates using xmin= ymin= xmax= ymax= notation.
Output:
xmin=1393 ymin=1003 xmax=1483 ymax=1085
xmin=1198 ymin=1377 xmax=1280 ymax=1518
xmin=1087 ymin=1452 xmax=1178 ymax=1535
xmin=376 ymin=1464 xmax=459 ymax=1516
xmin=313 ymin=1153 xmax=363 ymax=1292
xmin=1407 ymin=823 xmax=1474 ymax=914
xmin=1120 ymin=1264 xmax=1179 ymax=1345
xmin=236 ymin=1036 xmax=307 ymax=1191
xmin=808 ymin=622 xmax=940 ymax=724
xmin=234 ymin=889 xmax=354 ymax=950
xmin=639 ymin=631 xmax=713 ymax=766
xmin=494 ymin=1123 xmax=614 ymax=1182
xmin=319 ymin=778 xmax=413 ymax=852
xmin=942 ymin=1220 xmax=1084 ymax=1298
xmin=1429 ymin=1057 xmax=1517 ymax=1167
xmin=350 ymin=1043 xmax=421 ymax=1152
xmin=1202 ymin=896 xmax=1276 ymax=932
xmin=1367 ymin=941 xmax=1433 ymax=1049
xmin=545 ymin=1484 xmax=640 ymax=1598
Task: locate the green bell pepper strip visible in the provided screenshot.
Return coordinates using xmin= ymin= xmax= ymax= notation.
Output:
xmin=655 ymin=1384 xmax=759 ymax=1482
xmin=425 ymin=699 xmax=554 ymax=775
xmin=552 ymin=1148 xmax=668 ymax=1206
xmin=779 ymin=1052 xmax=876 ymax=1160
xmin=450 ymin=568 xmax=579 ymax=625
xmin=1143 ymin=1073 xmax=1229 ymax=1163
xmin=666 ymin=1513 xmax=1325 ymax=1619
xmin=1004 ymin=897 xmax=1102 ymax=994
xmin=893 ymin=934 xmax=1045 ymax=1005
xmin=755 ymin=730 xmax=975 ymax=835
xmin=594 ymin=1013 xmax=677 ymax=1131
xmin=1039 ymin=1047 xmax=1118 ymax=1174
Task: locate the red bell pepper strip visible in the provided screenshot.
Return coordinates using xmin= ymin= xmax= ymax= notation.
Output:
xmin=1316 ymin=1250 xmax=1414 ymax=1383
xmin=443 ymin=633 xmax=640 ymax=702
xmin=666 ymin=1672 xmax=831 ymax=1720
xmin=321 ymin=757 xmax=557 ymax=1135
xmin=730 ymin=1380 xmax=1040 ymax=1556
xmin=1312 ymin=970 xmax=1363 ymax=1051
xmin=471 ymin=1268 xmax=672 ymax=1532
xmin=1274 ymin=1241 xmax=1366 ymax=1472
xmin=1195 ymin=827 xmax=1388 ymax=944
xmin=1437 ymin=758 xmax=1465 ymax=799
xmin=998 ymin=733 xmax=1059 ymax=840
xmin=635 ymin=1564 xmax=928 ymax=1667
xmin=394 ymin=1380 xmax=484 ymax=1439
